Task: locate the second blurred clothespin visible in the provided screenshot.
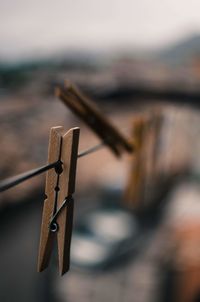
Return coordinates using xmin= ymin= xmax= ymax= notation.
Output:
xmin=125 ymin=109 xmax=163 ymax=208
xmin=55 ymin=81 xmax=133 ymax=157
xmin=124 ymin=116 xmax=147 ymax=208
xmin=38 ymin=126 xmax=80 ymax=275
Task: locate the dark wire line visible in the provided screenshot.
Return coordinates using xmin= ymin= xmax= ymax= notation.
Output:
xmin=0 ymin=161 xmax=59 ymax=193
xmin=78 ymin=142 xmax=104 ymax=158
xmin=0 ymin=143 xmax=106 ymax=193
xmin=49 ymin=196 xmax=73 ymax=230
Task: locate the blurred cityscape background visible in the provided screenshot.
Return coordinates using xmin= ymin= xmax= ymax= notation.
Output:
xmin=1 ymin=1 xmax=200 ymax=301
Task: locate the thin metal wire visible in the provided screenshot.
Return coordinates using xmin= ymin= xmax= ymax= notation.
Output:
xmin=49 ymin=196 xmax=73 ymax=231
xmin=0 ymin=143 xmax=106 ymax=193
xmin=0 ymin=161 xmax=60 ymax=193
xmin=78 ymin=142 xmax=105 ymax=158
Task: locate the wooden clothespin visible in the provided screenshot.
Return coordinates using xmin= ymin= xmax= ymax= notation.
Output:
xmin=55 ymin=81 xmax=133 ymax=157
xmin=124 ymin=116 xmax=147 ymax=208
xmin=125 ymin=109 xmax=163 ymax=208
xmin=37 ymin=126 xmax=80 ymax=275
xmin=141 ymin=108 xmax=163 ymax=205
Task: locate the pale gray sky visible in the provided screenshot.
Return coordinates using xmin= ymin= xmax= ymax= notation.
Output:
xmin=1 ymin=0 xmax=200 ymax=60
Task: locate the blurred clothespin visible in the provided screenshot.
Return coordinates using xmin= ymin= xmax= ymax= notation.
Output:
xmin=124 ymin=116 xmax=147 ymax=208
xmin=125 ymin=109 xmax=163 ymax=208
xmin=38 ymin=126 xmax=80 ymax=275
xmin=141 ymin=108 xmax=163 ymax=204
xmin=55 ymin=81 xmax=133 ymax=157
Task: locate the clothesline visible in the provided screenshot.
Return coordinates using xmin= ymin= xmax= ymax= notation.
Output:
xmin=0 ymin=142 xmax=105 ymax=193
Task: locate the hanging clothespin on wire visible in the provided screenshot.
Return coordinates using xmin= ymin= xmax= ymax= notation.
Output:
xmin=55 ymin=81 xmax=133 ymax=157
xmin=37 ymin=126 xmax=80 ymax=275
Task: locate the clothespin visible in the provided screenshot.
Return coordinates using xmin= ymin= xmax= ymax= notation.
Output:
xmin=37 ymin=126 xmax=80 ymax=275
xmin=55 ymin=81 xmax=133 ymax=157
xmin=141 ymin=108 xmax=163 ymax=205
xmin=125 ymin=109 xmax=163 ymax=208
xmin=124 ymin=116 xmax=147 ymax=208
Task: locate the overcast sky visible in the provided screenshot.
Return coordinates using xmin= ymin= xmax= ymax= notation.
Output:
xmin=1 ymin=0 xmax=200 ymax=60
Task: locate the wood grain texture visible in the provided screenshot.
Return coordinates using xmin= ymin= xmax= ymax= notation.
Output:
xmin=37 ymin=126 xmax=80 ymax=275
xmin=57 ymin=127 xmax=80 ymax=275
xmin=37 ymin=126 xmax=63 ymax=272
